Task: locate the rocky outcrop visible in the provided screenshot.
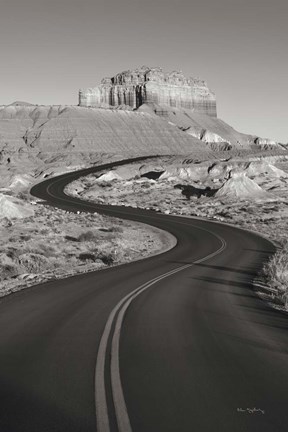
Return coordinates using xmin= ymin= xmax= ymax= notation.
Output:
xmin=0 ymin=193 xmax=34 ymax=219
xmin=79 ymin=66 xmax=217 ymax=117
xmin=215 ymin=172 xmax=268 ymax=200
xmin=253 ymin=137 xmax=280 ymax=150
xmin=254 ymin=137 xmax=277 ymax=146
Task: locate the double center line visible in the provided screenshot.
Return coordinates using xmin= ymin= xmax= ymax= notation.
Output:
xmin=95 ymin=229 xmax=226 ymax=432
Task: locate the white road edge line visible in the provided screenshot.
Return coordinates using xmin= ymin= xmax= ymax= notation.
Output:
xmin=96 ymin=234 xmax=226 ymax=432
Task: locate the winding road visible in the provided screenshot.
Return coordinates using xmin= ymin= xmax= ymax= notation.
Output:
xmin=1 ymin=157 xmax=288 ymax=431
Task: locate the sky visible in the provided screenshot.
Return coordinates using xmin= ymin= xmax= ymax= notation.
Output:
xmin=0 ymin=0 xmax=287 ymax=143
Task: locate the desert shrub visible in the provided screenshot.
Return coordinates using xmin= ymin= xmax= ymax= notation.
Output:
xmin=6 ymin=248 xmax=21 ymax=260
xmin=78 ymin=230 xmax=98 ymax=242
xmin=111 ymin=226 xmax=124 ymax=233
xmin=23 ymin=216 xmax=34 ymax=223
xmin=98 ymin=253 xmax=114 ymax=266
xmin=39 ymin=228 xmax=50 ymax=235
xmin=20 ymin=234 xmax=32 ymax=241
xmin=8 ymin=237 xmax=18 ymax=243
xmin=216 ymin=211 xmax=231 ymax=219
xmin=141 ymin=182 xmax=153 ymax=189
xmin=0 ymin=217 xmax=12 ymax=227
xmin=262 ymin=242 xmax=288 ymax=309
xmin=26 ymin=243 xmax=57 ymax=258
xmin=98 ymin=182 xmax=112 ymax=188
xmin=38 ymin=243 xmax=57 ymax=257
xmin=19 ymin=253 xmax=50 ymax=272
xmin=99 ymin=226 xmax=123 ymax=233
xmin=0 ymin=264 xmax=19 ymax=280
xmin=17 ymin=191 xmax=30 ymax=201
xmin=78 ymin=250 xmax=114 ymax=266
xmin=65 ymin=235 xmax=79 ymax=242
xmin=78 ymin=253 xmax=96 ymax=262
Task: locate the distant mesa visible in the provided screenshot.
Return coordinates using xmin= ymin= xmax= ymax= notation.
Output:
xmin=79 ymin=66 xmax=217 ymax=117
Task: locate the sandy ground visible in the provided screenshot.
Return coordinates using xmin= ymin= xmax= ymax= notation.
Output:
xmin=66 ymin=156 xmax=288 ymax=311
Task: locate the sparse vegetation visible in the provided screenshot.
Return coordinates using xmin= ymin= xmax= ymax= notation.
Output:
xmin=262 ymin=242 xmax=288 ymax=310
xmin=78 ymin=230 xmax=98 ymax=242
xmin=98 ymin=253 xmax=114 ymax=266
xmin=0 ymin=200 xmax=173 ymax=297
xmin=78 ymin=252 xmax=97 ymax=262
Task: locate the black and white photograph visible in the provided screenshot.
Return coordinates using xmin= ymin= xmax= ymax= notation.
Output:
xmin=0 ymin=0 xmax=287 ymax=431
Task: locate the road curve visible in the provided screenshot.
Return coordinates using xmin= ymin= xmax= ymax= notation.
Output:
xmin=0 ymin=158 xmax=288 ymax=432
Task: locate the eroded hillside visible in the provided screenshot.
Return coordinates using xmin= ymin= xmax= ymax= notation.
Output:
xmin=0 ymin=103 xmax=285 ymax=190
xmin=0 ymin=105 xmax=204 ymax=156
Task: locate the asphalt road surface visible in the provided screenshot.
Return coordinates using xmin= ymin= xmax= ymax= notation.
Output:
xmin=1 ymin=158 xmax=288 ymax=432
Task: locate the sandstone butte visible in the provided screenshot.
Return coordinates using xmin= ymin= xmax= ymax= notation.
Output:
xmin=79 ymin=66 xmax=217 ymax=117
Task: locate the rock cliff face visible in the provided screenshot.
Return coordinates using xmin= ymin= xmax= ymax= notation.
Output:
xmin=79 ymin=66 xmax=217 ymax=117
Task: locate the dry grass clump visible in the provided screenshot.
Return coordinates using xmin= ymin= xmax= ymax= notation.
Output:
xmin=262 ymin=241 xmax=288 ymax=309
xmin=78 ymin=251 xmax=114 ymax=265
xmin=0 ymin=259 xmax=19 ymax=280
xmin=77 ymin=230 xmax=99 ymax=242
xmin=24 ymin=242 xmax=58 ymax=258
